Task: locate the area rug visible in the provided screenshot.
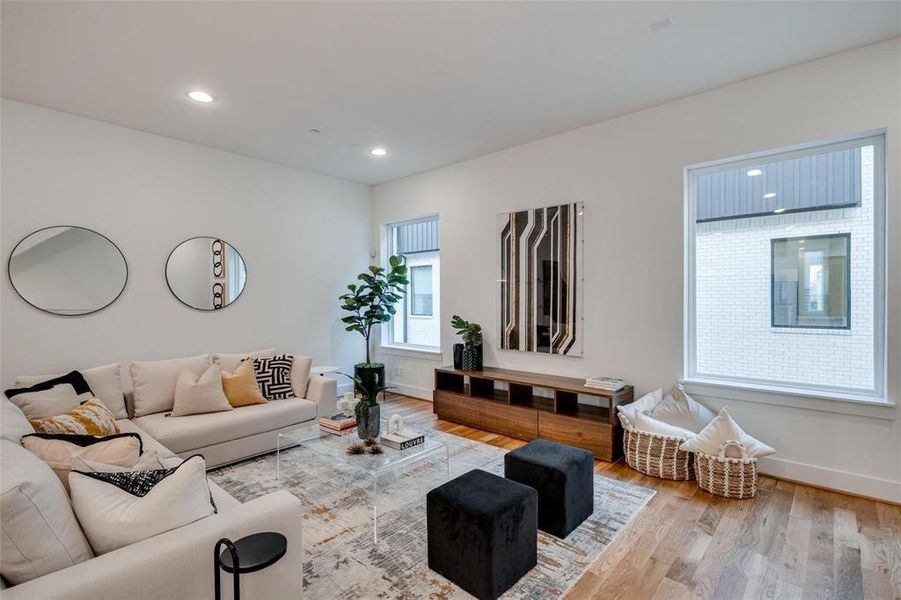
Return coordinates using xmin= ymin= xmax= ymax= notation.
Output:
xmin=210 ymin=425 xmax=655 ymax=599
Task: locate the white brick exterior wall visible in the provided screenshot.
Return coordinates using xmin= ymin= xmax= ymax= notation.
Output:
xmin=391 ymin=250 xmax=440 ymax=347
xmin=694 ymin=146 xmax=875 ymax=391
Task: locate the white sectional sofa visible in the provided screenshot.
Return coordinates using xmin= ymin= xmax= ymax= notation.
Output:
xmin=0 ymin=353 xmax=337 ymax=599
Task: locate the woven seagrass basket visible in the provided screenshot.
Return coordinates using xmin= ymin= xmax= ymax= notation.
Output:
xmin=695 ymin=440 xmax=759 ymax=499
xmin=623 ymin=426 xmax=695 ymax=481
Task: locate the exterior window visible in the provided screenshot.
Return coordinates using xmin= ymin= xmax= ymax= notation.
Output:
xmin=410 ymin=266 xmax=434 ymax=316
xmin=386 ymin=216 xmax=440 ymax=348
xmin=772 ymin=234 xmax=849 ymax=329
xmin=685 ymin=132 xmax=885 ymax=400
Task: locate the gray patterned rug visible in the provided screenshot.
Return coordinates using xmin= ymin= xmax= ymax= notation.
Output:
xmin=210 ymin=425 xmax=654 ymax=599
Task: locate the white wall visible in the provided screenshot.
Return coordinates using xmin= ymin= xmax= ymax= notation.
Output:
xmin=372 ymin=38 xmax=901 ymax=501
xmin=1 ymin=99 xmax=370 ymax=395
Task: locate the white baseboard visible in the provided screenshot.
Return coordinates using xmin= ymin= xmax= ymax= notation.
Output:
xmin=387 ymin=381 xmax=433 ymax=401
xmin=758 ymin=456 xmax=900 ymax=503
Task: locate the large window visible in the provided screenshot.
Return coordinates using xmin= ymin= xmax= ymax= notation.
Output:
xmin=685 ymin=132 xmax=886 ymax=400
xmin=386 ymin=216 xmax=440 ymax=348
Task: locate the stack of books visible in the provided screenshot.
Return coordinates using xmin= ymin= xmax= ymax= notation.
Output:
xmin=380 ymin=429 xmax=426 ymax=450
xmin=584 ymin=376 xmax=625 ymax=391
xmin=319 ymin=413 xmax=357 ymax=436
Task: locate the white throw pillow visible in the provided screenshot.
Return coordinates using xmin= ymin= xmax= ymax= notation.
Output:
xmin=130 ymin=354 xmax=211 ymax=417
xmin=291 ymin=355 xmax=313 ymax=399
xmin=631 ymin=411 xmax=697 ymax=440
xmin=69 ymin=454 xmax=215 ymax=555
xmin=71 ymin=449 xmax=166 ymax=473
xmin=15 ymin=364 xmax=128 ymax=420
xmin=0 ymin=397 xmax=35 ymax=443
xmin=171 ymin=366 xmax=233 ymax=417
xmin=211 ymin=348 xmax=275 ymax=374
xmin=649 ymin=387 xmax=717 ymax=433
xmin=0 ymin=440 xmax=94 ymax=585
xmin=679 ymin=408 xmax=776 ymax=458
xmin=616 ymin=388 xmax=663 ymax=428
xmin=8 ymin=383 xmax=80 ymax=420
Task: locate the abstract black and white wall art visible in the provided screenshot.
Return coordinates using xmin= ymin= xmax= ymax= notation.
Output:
xmin=497 ymin=202 xmax=583 ymax=356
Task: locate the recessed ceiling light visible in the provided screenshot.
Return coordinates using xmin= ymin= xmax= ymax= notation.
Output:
xmin=370 ymin=147 xmax=388 ymax=157
xmin=763 ymin=192 xmax=777 ymax=199
xmin=773 ymin=208 xmax=786 ymax=214
xmin=747 ymin=169 xmax=763 ymax=177
xmin=187 ymin=90 xmax=214 ymax=103
xmin=798 ymin=239 xmax=806 ymax=243
xmin=308 ymin=128 xmax=321 ymax=135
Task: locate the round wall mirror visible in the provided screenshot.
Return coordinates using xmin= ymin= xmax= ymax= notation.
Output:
xmin=7 ymin=226 xmax=128 ymax=316
xmin=166 ymin=237 xmax=246 ymax=310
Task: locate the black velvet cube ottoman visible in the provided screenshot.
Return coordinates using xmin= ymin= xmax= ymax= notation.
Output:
xmin=504 ymin=439 xmax=594 ymax=539
xmin=427 ymin=469 xmax=538 ymax=600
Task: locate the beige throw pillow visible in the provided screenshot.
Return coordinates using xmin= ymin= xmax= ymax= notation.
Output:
xmin=631 ymin=411 xmax=696 ymax=440
xmin=8 ymin=383 xmax=80 ymax=420
xmin=291 ymin=355 xmax=313 ymax=399
xmin=71 ymin=449 xmax=166 ymax=474
xmin=679 ymin=408 xmax=776 ymax=458
xmin=171 ymin=366 xmax=233 ymax=417
xmin=649 ymin=387 xmax=717 ymax=433
xmin=21 ymin=433 xmax=143 ymax=490
xmin=130 ymin=354 xmax=211 ymax=417
xmin=29 ymin=398 xmax=120 ymax=437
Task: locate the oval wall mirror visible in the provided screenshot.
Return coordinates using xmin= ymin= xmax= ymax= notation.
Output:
xmin=7 ymin=226 xmax=128 ymax=316
xmin=166 ymin=237 xmax=246 ymax=311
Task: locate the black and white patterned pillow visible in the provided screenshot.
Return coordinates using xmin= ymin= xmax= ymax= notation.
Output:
xmin=252 ymin=355 xmax=294 ymax=400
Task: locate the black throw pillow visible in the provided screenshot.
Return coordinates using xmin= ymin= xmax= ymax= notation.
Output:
xmin=5 ymin=370 xmax=94 ymax=400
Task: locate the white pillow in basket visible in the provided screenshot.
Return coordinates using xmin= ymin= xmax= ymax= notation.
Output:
xmin=649 ymin=387 xmax=716 ymax=433
xmin=679 ymin=408 xmax=775 ymax=458
xmin=616 ymin=388 xmax=663 ymax=428
xmin=630 ymin=411 xmax=696 ymax=440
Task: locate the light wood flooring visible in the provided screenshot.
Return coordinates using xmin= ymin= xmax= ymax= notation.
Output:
xmin=381 ymin=394 xmax=901 ymax=600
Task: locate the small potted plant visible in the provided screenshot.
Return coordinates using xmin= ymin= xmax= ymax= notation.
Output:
xmin=339 ymin=255 xmax=409 ymax=437
xmin=451 ymin=315 xmax=483 ymax=371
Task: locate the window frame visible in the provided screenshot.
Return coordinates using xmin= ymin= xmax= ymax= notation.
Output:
xmin=683 ymin=130 xmax=889 ymax=407
xmin=409 ymin=265 xmax=434 ymax=316
xmin=380 ymin=214 xmax=441 ymax=354
xmin=770 ymin=232 xmax=851 ymax=330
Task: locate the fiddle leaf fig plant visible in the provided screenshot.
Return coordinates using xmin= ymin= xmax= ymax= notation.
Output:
xmin=451 ymin=314 xmax=483 ymax=347
xmin=339 ymin=254 xmax=409 ymax=365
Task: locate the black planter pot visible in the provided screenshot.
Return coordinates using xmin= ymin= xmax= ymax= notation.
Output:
xmin=453 ymin=343 xmax=464 ymax=369
xmin=353 ymin=363 xmax=385 ymax=400
xmin=355 ymin=402 xmax=381 ymax=440
xmin=461 ymin=344 xmax=483 ymax=371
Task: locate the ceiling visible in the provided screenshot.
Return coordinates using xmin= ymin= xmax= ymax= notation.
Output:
xmin=3 ymin=2 xmax=899 ymax=185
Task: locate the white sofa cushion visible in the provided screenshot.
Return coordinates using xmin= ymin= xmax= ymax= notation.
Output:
xmin=211 ymin=348 xmax=275 ymax=373
xmin=0 ymin=440 xmax=94 ymax=585
xmin=69 ymin=455 xmax=215 ymax=555
xmin=171 ymin=366 xmax=233 ymax=417
xmin=130 ymin=354 xmax=211 ymax=417
xmin=21 ymin=433 xmax=143 ymax=490
xmin=114 ymin=419 xmax=240 ymax=512
xmin=133 ymin=397 xmax=317 ymax=454
xmin=15 ymin=364 xmax=128 ymax=420
xmin=1 ymin=397 xmax=36 ymax=443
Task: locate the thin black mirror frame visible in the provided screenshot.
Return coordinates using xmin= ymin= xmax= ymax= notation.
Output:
xmin=7 ymin=225 xmax=129 ymax=317
xmin=165 ymin=236 xmax=247 ymax=312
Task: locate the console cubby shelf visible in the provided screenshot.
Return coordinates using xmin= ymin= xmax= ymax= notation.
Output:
xmin=433 ymin=366 xmax=634 ymax=462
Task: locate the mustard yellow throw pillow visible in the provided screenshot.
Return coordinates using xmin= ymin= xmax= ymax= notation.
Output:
xmin=29 ymin=398 xmax=119 ymax=436
xmin=222 ymin=360 xmax=267 ymax=407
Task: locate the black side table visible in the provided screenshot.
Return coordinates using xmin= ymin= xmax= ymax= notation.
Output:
xmin=214 ymin=532 xmax=288 ymax=600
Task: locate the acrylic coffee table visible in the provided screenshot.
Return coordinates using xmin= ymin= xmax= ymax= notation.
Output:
xmin=276 ymin=419 xmax=449 ymax=543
